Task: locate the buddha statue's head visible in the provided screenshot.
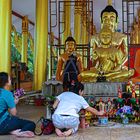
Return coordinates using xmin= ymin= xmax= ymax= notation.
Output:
xmin=65 ymin=36 xmax=76 ymax=54
xmin=101 ymin=5 xmax=118 ymax=32
xmin=99 ymin=27 xmax=112 ymax=47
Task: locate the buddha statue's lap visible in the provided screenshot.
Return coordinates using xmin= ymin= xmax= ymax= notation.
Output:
xmin=78 ymin=5 xmax=134 ymax=82
xmin=79 ymin=67 xmax=134 ymax=82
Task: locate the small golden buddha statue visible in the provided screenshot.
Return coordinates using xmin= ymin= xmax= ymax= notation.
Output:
xmin=130 ymin=18 xmax=139 ymax=44
xmin=130 ymin=9 xmax=140 ymax=44
xmin=126 ymin=81 xmax=133 ymax=93
xmin=78 ymin=5 xmax=134 ymax=82
xmin=56 ymin=36 xmax=83 ymax=82
xmin=85 ymin=111 xmax=92 ymax=125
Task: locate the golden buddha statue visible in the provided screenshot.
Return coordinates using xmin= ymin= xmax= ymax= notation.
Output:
xmin=56 ymin=36 xmax=83 ymax=82
xmin=78 ymin=5 xmax=134 ymax=82
xmin=99 ymin=5 xmax=128 ymax=64
xmin=130 ymin=9 xmax=140 ymax=44
xmin=130 ymin=18 xmax=139 ymax=44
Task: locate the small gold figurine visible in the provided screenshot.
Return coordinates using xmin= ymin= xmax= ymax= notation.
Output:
xmin=130 ymin=9 xmax=140 ymax=44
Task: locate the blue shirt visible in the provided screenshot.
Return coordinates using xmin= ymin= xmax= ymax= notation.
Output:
xmin=0 ymin=88 xmax=16 ymax=124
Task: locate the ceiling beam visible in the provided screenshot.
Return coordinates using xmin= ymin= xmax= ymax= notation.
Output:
xmin=12 ymin=10 xmax=34 ymax=25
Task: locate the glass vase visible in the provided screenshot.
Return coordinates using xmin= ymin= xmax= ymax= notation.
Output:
xmin=122 ymin=117 xmax=129 ymax=124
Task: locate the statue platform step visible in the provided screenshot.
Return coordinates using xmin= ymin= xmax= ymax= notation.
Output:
xmin=83 ymin=82 xmax=126 ymax=101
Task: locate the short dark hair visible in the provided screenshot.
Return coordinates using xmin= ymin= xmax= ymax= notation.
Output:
xmin=0 ymin=72 xmax=9 ymax=88
xmin=65 ymin=36 xmax=76 ymax=44
xmin=69 ymin=82 xmax=84 ymax=95
xmin=63 ymin=81 xmax=70 ymax=91
xmin=101 ymin=5 xmax=118 ymax=22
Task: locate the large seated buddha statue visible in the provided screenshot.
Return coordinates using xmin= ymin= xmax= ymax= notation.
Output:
xmin=78 ymin=5 xmax=134 ymax=82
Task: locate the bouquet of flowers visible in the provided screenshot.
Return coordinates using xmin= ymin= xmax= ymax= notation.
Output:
xmin=14 ymin=88 xmax=25 ymax=98
xmin=116 ymin=105 xmax=134 ymax=124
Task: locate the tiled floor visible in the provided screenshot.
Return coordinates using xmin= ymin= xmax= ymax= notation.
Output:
xmin=0 ymin=104 xmax=140 ymax=140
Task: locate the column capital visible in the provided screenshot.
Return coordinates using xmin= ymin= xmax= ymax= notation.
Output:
xmin=22 ymin=16 xmax=28 ymax=33
xmin=108 ymin=0 xmax=112 ymax=5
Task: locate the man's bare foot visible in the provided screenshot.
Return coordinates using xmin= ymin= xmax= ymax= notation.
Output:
xmin=55 ymin=128 xmax=64 ymax=137
xmin=11 ymin=130 xmax=34 ymax=138
xmin=10 ymin=129 xmax=21 ymax=135
xmin=64 ymin=129 xmax=73 ymax=137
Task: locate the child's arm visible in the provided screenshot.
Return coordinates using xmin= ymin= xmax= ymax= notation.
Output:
xmin=85 ymin=106 xmax=104 ymax=116
xmin=53 ymin=99 xmax=60 ymax=109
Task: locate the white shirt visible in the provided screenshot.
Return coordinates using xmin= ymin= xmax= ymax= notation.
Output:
xmin=54 ymin=91 xmax=89 ymax=117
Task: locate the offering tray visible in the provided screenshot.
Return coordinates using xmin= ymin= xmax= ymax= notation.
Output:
xmin=93 ymin=121 xmax=116 ymax=127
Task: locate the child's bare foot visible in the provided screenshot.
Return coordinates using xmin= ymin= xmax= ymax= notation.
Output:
xmin=64 ymin=129 xmax=73 ymax=137
xmin=55 ymin=128 xmax=64 ymax=137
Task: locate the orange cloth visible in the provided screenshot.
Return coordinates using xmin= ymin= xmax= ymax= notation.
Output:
xmin=56 ymin=53 xmax=83 ymax=81
xmin=131 ymin=49 xmax=140 ymax=83
xmin=134 ymin=49 xmax=140 ymax=73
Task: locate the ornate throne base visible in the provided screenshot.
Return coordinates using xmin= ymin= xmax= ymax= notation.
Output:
xmin=83 ymin=82 xmax=125 ymax=101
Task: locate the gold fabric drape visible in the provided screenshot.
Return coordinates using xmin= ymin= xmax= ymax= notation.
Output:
xmin=62 ymin=0 xmax=71 ymax=44
xmin=28 ymin=32 xmax=34 ymax=52
xmin=11 ymin=25 xmax=22 ymax=53
xmin=81 ymin=24 xmax=88 ymax=68
xmin=74 ymin=0 xmax=82 ymax=44
xmin=81 ymin=24 xmax=88 ymax=44
xmin=81 ymin=2 xmax=88 ymax=67
xmin=34 ymin=0 xmax=48 ymax=90
xmin=130 ymin=11 xmax=140 ymax=44
xmin=0 ymin=0 xmax=12 ymax=73
xmin=21 ymin=16 xmax=28 ymax=63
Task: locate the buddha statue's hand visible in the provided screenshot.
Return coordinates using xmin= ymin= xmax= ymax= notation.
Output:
xmin=113 ymin=64 xmax=129 ymax=71
xmin=122 ymin=65 xmax=128 ymax=70
xmin=112 ymin=65 xmax=122 ymax=72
